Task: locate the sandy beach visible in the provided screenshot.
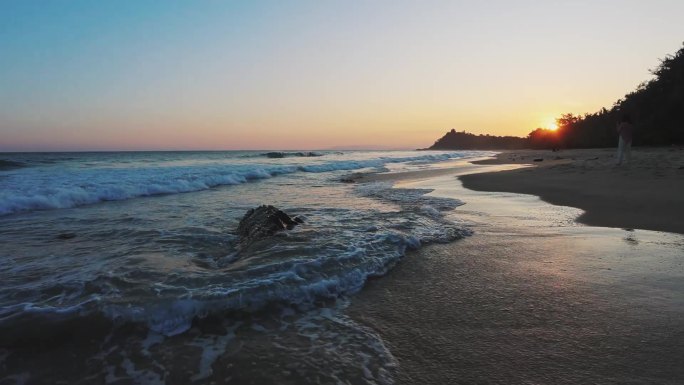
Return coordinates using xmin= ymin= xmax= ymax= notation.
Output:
xmin=462 ymin=147 xmax=684 ymax=234
xmin=347 ymin=148 xmax=684 ymax=384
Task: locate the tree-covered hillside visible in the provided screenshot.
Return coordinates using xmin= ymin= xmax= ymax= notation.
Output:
xmin=428 ymin=130 xmax=527 ymax=150
xmin=429 ymin=43 xmax=684 ymax=150
xmin=553 ymin=42 xmax=684 ymax=148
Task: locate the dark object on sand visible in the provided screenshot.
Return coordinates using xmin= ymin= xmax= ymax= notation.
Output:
xmin=237 ymin=205 xmax=303 ymax=244
xmin=56 ymin=232 xmax=77 ymax=240
xmin=533 ymin=158 xmax=544 ymax=162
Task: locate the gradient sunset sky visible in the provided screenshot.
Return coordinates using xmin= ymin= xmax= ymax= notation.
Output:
xmin=1 ymin=1 xmax=683 ymax=151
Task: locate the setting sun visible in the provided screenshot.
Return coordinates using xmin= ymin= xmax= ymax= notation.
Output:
xmin=544 ymin=120 xmax=559 ymax=131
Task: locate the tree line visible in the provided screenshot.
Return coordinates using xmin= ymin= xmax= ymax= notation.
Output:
xmin=429 ymin=42 xmax=684 ymax=150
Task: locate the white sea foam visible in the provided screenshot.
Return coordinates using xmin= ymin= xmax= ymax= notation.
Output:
xmin=0 ymin=151 xmax=486 ymax=215
xmin=0 ymin=151 xmax=479 ymax=384
xmin=106 ymin=237 xmax=407 ymax=336
xmin=2 ymin=176 xmax=472 ymax=339
xmin=92 ymin=184 xmax=470 ymax=337
xmin=188 ymin=322 xmax=241 ymax=382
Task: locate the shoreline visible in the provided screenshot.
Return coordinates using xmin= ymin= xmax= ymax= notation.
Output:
xmin=352 ymin=147 xmax=684 ymax=235
xmin=459 ymin=147 xmax=684 ymax=234
xmin=347 ymin=157 xmax=684 ymax=383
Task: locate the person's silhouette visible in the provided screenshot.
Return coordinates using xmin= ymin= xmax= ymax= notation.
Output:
xmin=616 ymin=114 xmax=633 ymax=166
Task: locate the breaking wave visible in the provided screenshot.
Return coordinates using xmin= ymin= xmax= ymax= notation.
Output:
xmin=0 ymin=151 xmax=481 ymax=216
xmin=0 ymin=182 xmax=469 ymax=339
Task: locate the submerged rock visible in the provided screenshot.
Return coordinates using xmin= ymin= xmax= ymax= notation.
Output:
xmin=236 ymin=205 xmax=303 ymax=245
xmin=264 ymin=152 xmax=286 ymax=158
xmin=264 ymin=151 xmax=322 ymax=158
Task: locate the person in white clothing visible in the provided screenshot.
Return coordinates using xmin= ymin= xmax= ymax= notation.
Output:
xmin=616 ymin=114 xmax=633 ymax=166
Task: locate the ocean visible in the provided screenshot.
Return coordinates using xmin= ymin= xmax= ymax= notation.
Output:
xmin=0 ymin=150 xmax=490 ymax=384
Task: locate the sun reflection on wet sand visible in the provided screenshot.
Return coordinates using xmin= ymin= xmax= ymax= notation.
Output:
xmin=349 ymin=162 xmax=684 ymax=384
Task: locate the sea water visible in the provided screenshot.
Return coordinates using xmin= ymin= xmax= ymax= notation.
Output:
xmin=0 ymin=150 xmax=490 ymax=384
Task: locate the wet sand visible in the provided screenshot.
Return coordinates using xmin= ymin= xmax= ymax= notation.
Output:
xmin=347 ymin=161 xmax=684 ymax=384
xmin=461 ymin=147 xmax=684 ymax=234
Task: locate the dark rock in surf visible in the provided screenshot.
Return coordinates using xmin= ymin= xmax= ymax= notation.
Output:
xmin=236 ymin=205 xmax=302 ymax=245
xmin=0 ymin=160 xmax=26 ymax=171
xmin=265 ymin=152 xmax=286 ymax=158
xmin=264 ymin=151 xmax=322 ymax=158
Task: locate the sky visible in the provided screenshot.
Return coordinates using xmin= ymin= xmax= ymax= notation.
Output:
xmin=1 ymin=1 xmax=683 ymax=151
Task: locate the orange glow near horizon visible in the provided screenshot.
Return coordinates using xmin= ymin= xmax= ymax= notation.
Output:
xmin=2 ymin=2 xmax=683 ymax=151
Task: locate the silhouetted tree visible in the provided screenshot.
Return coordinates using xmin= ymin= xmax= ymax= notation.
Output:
xmin=550 ymin=42 xmax=684 ymax=148
xmin=429 ymin=42 xmax=684 ymax=150
xmin=527 ymin=128 xmax=560 ymax=149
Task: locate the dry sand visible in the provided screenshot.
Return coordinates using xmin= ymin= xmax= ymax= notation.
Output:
xmin=346 ymin=149 xmax=684 ymax=384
